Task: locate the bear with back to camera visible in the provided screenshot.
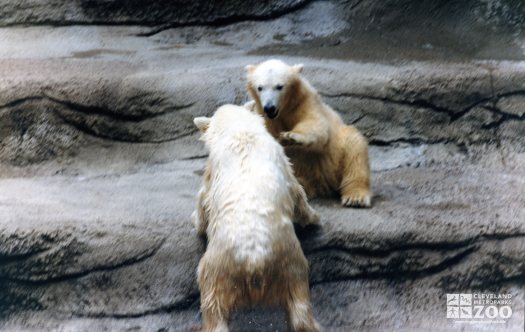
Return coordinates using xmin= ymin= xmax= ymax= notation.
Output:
xmin=244 ymin=59 xmax=372 ymax=207
xmin=192 ymin=104 xmax=320 ymax=332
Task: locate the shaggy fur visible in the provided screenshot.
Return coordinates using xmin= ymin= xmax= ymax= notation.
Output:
xmin=245 ymin=59 xmax=372 ymax=207
xmin=192 ymin=104 xmax=320 ymax=332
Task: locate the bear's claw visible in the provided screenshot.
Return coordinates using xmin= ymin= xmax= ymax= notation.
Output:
xmin=279 ymin=131 xmax=304 ymax=146
xmin=341 ymin=193 xmax=372 ymax=208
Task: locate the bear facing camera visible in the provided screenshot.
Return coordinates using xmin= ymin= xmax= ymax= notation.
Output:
xmin=245 ymin=59 xmax=372 ymax=207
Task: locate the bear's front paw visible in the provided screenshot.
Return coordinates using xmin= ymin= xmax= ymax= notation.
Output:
xmin=341 ymin=190 xmax=372 ymax=208
xmin=279 ymin=132 xmax=305 ymax=146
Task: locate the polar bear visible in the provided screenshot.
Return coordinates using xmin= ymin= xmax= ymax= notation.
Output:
xmin=244 ymin=59 xmax=372 ymax=207
xmin=192 ymin=104 xmax=320 ymax=332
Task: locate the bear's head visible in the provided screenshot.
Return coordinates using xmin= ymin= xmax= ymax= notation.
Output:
xmin=193 ymin=104 xmax=266 ymax=150
xmin=245 ymin=59 xmax=303 ymax=120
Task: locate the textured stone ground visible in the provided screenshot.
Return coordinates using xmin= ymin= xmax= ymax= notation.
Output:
xmin=1 ymin=1 xmax=525 ymax=331
xmin=1 ymin=148 xmax=524 ymax=331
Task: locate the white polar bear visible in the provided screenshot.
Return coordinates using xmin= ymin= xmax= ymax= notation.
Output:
xmin=192 ymin=104 xmax=320 ymax=332
xmin=245 ymin=59 xmax=372 ymax=207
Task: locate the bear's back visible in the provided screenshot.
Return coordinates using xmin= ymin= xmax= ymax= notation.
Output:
xmin=205 ymin=107 xmax=296 ymax=266
xmin=207 ymin=128 xmax=293 ymax=221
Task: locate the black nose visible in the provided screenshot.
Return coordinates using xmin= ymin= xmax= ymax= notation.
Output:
xmin=264 ymin=105 xmax=276 ymax=114
xmin=263 ymin=105 xmax=278 ymax=119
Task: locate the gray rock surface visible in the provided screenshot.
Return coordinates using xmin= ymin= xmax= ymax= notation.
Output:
xmin=1 ymin=1 xmax=525 ymax=331
xmin=1 ymin=25 xmax=524 ymax=167
xmin=1 ymin=152 xmax=524 ymax=331
xmin=0 ymin=0 xmax=309 ymax=26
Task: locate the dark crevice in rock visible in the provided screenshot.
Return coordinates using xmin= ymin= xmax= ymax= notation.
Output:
xmin=1 ymin=95 xmax=198 ymax=144
xmin=348 ymin=0 xmax=365 ymax=11
xmin=321 ymin=89 xmax=525 ymax=148
xmin=0 ymin=96 xmax=46 ymax=110
xmin=368 ymin=137 xmax=453 ymax=146
xmin=309 ymin=246 xmax=476 ymax=285
xmin=307 ymin=232 xmax=525 ymax=257
xmin=350 ymin=113 xmax=366 ymax=124
xmin=480 ymin=105 xmax=525 ymax=129
xmin=0 ymin=1 xmax=314 ymax=30
xmin=0 ymin=248 xmax=51 ymax=266
xmin=1 ymin=94 xmax=196 ymax=125
xmin=368 ymin=138 xmax=473 ymax=153
xmin=45 ymin=95 xmax=196 ymax=122
xmin=181 ymin=154 xmax=209 ymax=160
xmin=71 ymin=293 xmax=200 ymax=319
xmin=321 ymin=89 xmax=525 ymax=123
xmin=320 ymin=91 xmax=461 ymax=118
xmin=305 ymin=239 xmax=475 ymax=257
xmin=482 ymin=232 xmax=525 ymax=241
xmin=56 ymin=111 xmax=198 ymax=143
xmin=481 ymin=110 xmax=507 ymax=129
xmin=307 ymin=232 xmax=525 ymax=286
xmin=497 ymin=89 xmax=525 ymax=99
xmin=4 ymin=238 xmax=166 ymax=285
xmin=135 ymin=0 xmax=315 ymax=37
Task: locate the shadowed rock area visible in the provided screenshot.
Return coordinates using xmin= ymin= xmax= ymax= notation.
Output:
xmin=0 ymin=1 xmax=524 ymax=331
xmin=0 ymin=0 xmax=310 ymax=26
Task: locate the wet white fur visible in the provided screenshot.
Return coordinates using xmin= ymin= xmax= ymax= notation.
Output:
xmin=194 ymin=105 xmax=320 ymax=332
xmin=195 ymin=105 xmax=298 ymax=267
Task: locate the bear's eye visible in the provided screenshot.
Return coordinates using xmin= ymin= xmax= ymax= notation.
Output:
xmin=257 ymin=86 xmax=263 ymax=92
xmin=275 ymin=85 xmax=284 ymax=91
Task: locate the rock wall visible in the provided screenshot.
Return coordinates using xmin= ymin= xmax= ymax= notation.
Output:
xmin=0 ymin=0 xmax=309 ymax=26
xmin=1 ymin=0 xmax=523 ymax=33
xmin=1 ymin=56 xmax=524 ymax=166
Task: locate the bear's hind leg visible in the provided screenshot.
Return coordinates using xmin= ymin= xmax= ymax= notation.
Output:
xmin=198 ymin=259 xmax=236 ymax=332
xmin=201 ymin=310 xmax=229 ymax=332
xmin=285 ymin=274 xmax=320 ymax=332
xmin=339 ymin=127 xmax=372 ymax=208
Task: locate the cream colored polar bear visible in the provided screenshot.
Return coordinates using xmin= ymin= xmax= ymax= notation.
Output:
xmin=192 ymin=104 xmax=320 ymax=332
xmin=245 ymin=59 xmax=372 ymax=207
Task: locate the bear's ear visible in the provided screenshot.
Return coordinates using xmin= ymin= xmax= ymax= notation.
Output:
xmin=245 ymin=64 xmax=256 ymax=74
xmin=292 ymin=64 xmax=304 ymax=74
xmin=193 ymin=117 xmax=211 ymax=133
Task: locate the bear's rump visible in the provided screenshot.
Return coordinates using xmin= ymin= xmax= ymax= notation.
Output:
xmin=200 ymin=242 xmax=307 ymax=306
